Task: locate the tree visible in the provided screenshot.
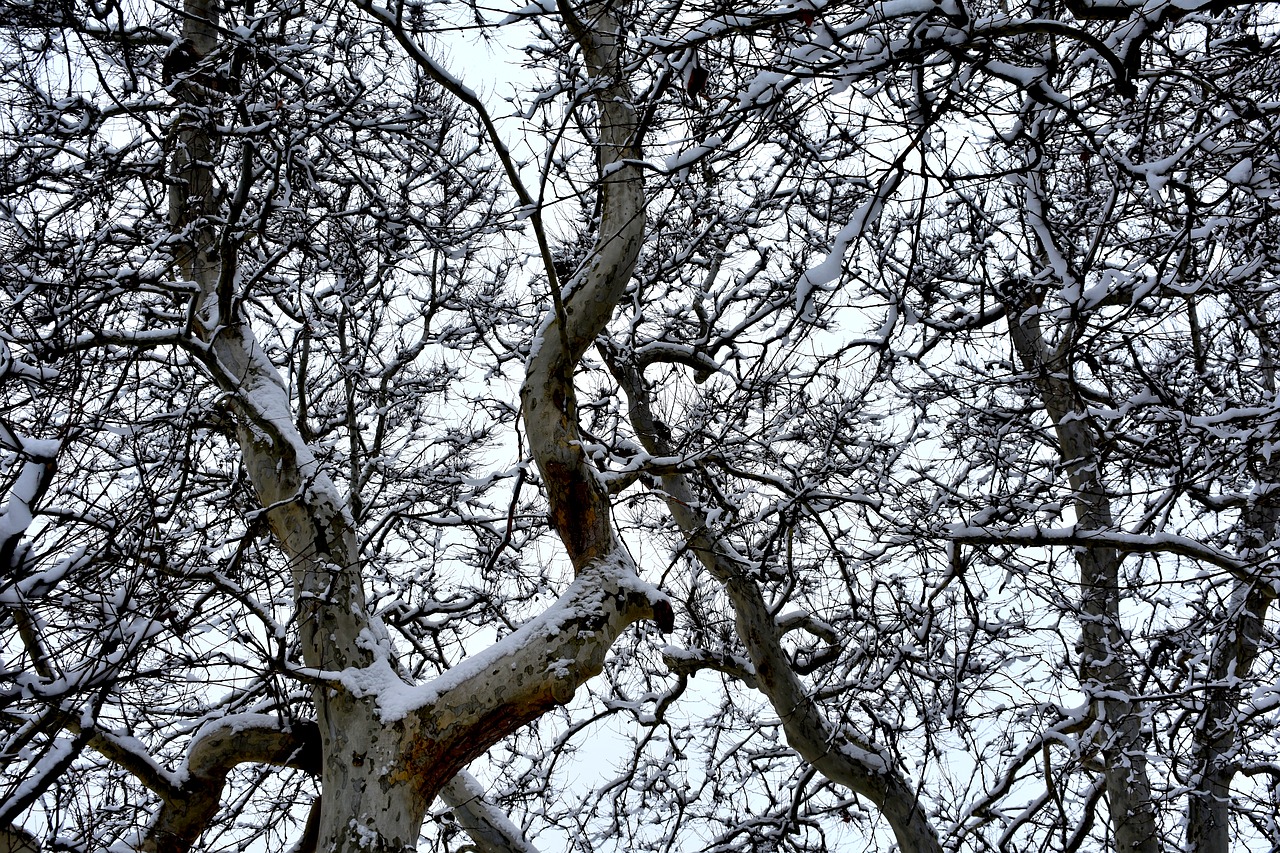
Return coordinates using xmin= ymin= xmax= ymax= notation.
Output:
xmin=2 ymin=0 xmax=1278 ymax=850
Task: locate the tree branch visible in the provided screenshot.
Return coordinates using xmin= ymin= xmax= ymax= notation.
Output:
xmin=609 ymin=354 xmax=942 ymax=853
xmin=142 ymin=717 xmax=321 ymax=853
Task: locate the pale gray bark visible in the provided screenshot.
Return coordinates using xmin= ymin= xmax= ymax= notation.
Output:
xmin=168 ymin=5 xmax=409 ymax=848
xmin=143 ymin=720 xmax=321 ymax=853
xmin=440 ymin=772 xmax=542 ymax=853
xmin=519 ymin=0 xmax=645 ymax=570
xmin=0 ymin=826 xmax=39 ymax=853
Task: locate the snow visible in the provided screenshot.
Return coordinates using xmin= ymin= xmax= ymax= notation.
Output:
xmin=738 ymin=71 xmax=789 ymax=110
xmin=836 ymin=736 xmax=889 ymax=774
xmin=100 ymin=728 xmax=184 ymax=790
xmin=0 ymin=440 xmax=56 ymax=540
xmin=942 ymin=522 xmax=1252 ymax=576
xmin=194 ymin=711 xmax=288 ymax=736
xmin=350 ymin=819 xmax=380 ymax=848
xmin=445 ymin=771 xmax=539 ymax=852
xmin=795 ymin=171 xmax=901 ymax=320
xmin=498 ymin=0 xmax=556 ymax=25
xmin=1 ymin=546 xmax=86 ymax=603
xmin=661 ymin=136 xmax=723 ymax=172
xmin=1225 ymin=158 xmax=1254 ymax=185
xmin=15 ymin=437 xmax=59 ymax=457
xmin=3 ymin=736 xmax=79 ymax=808
xmin=328 ymin=549 xmax=669 ymax=723
xmin=660 ymin=644 xmax=758 ymax=677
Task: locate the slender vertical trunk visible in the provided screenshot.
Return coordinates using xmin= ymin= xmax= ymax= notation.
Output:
xmin=1186 ymin=579 xmax=1272 ymax=853
xmin=1006 ymin=302 xmax=1158 ymax=853
xmin=609 ymin=357 xmax=942 ymax=853
xmin=1186 ymin=330 xmax=1278 ymax=853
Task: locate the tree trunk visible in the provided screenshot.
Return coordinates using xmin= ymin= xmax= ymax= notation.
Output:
xmin=1006 ymin=297 xmax=1159 ymax=853
xmin=1186 ymin=580 xmax=1272 ymax=853
xmin=163 ymin=0 xmax=663 ymax=848
xmin=168 ymin=5 xmax=412 ymax=845
xmin=520 ymin=0 xmax=644 ymax=571
xmin=1186 ymin=327 xmax=1279 ymax=853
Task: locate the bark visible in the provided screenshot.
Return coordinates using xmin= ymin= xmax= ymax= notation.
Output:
xmin=609 ymin=357 xmax=942 ymax=853
xmin=169 ymin=4 xmax=407 ymax=848
xmin=1186 ymin=334 xmax=1279 ymax=853
xmin=1186 ymin=578 xmax=1273 ymax=853
xmin=164 ymin=0 xmax=663 ymax=847
xmin=520 ymin=0 xmax=644 ymax=571
xmin=440 ymin=772 xmax=541 ymax=853
xmin=0 ymin=827 xmax=39 ymax=853
xmin=137 ymin=721 xmax=541 ymax=853
xmin=143 ymin=719 xmax=321 ymax=853
xmin=1005 ymin=299 xmax=1159 ymax=853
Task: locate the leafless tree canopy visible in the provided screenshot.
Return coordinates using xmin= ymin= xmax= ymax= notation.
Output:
xmin=2 ymin=0 xmax=1278 ymax=850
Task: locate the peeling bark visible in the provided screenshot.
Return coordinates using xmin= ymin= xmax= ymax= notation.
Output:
xmin=162 ymin=0 xmax=661 ymax=846
xmin=168 ymin=2 xmax=402 ymax=845
xmin=520 ymin=0 xmax=644 ymax=571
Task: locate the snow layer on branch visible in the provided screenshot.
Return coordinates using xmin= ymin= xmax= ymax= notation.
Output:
xmin=0 ymin=436 xmax=57 ymax=540
xmin=5 ymin=736 xmax=79 ymax=809
xmin=0 ymin=339 xmax=59 ymax=381
xmin=796 ymin=173 xmax=900 ymax=320
xmin=662 ymin=136 xmax=723 ymax=172
xmin=498 ymin=0 xmax=556 ymax=25
xmin=334 ymin=550 xmax=668 ymax=722
xmin=0 ymin=458 xmax=44 ymax=538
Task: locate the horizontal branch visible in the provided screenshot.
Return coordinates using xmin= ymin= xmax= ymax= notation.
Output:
xmin=299 ymin=552 xmax=670 ymax=803
xmin=661 ymin=646 xmax=759 ymax=688
xmin=943 ymin=523 xmax=1269 ymax=579
xmin=143 ymin=716 xmax=322 ymax=853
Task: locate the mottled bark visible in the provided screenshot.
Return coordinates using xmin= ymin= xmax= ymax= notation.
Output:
xmin=163 ymin=0 xmax=662 ymax=847
xmin=520 ymin=0 xmax=644 ymax=571
xmin=168 ymin=3 xmax=406 ymax=848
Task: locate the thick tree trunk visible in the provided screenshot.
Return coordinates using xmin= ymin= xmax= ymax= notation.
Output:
xmin=168 ymin=6 xmax=413 ymax=847
xmin=163 ymin=0 xmax=663 ymax=849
